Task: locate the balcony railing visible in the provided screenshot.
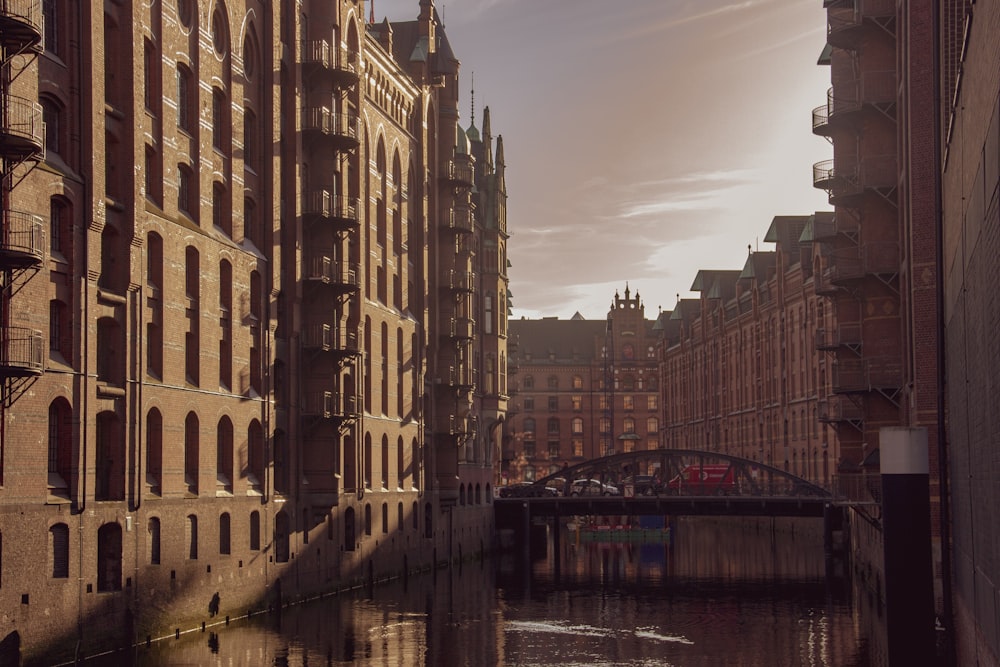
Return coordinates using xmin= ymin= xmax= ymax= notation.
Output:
xmin=303 ymin=190 xmax=360 ymax=229
xmin=446 ymin=206 xmax=474 ymax=234
xmin=302 ymin=324 xmax=360 ymax=355
xmin=448 ymin=270 xmax=475 ymax=293
xmin=441 ymin=159 xmax=474 ymax=187
xmin=822 ymin=242 xmax=899 ymax=284
xmin=302 ymin=390 xmax=360 ymax=419
xmin=305 ymin=255 xmax=361 ymax=290
xmin=818 ymin=395 xmax=864 ymax=423
xmin=827 ymin=0 xmax=896 ymax=50
xmin=815 ymin=322 xmax=862 ymax=350
xmin=449 ymin=317 xmax=475 ymax=340
xmin=446 ymin=365 xmax=476 ymax=388
xmin=302 ymin=107 xmax=361 ymax=147
xmin=0 ymin=0 xmax=43 ymax=54
xmin=831 ymin=356 xmax=902 ymax=393
xmin=0 ymin=326 xmax=43 ymax=377
xmin=815 ymin=155 xmax=897 ymax=205
xmin=298 ymin=40 xmax=359 ymax=84
xmin=0 ymin=208 xmax=43 ymax=267
xmin=0 ymin=95 xmax=43 ymax=161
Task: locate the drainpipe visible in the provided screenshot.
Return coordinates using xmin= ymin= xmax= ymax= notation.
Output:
xmin=931 ymin=1 xmax=955 ymax=662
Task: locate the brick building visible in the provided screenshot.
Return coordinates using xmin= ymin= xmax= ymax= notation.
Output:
xmin=936 ymin=1 xmax=1000 ymax=664
xmin=506 ymin=287 xmax=660 ymax=484
xmin=0 ymin=0 xmax=507 ymax=662
xmin=658 ymin=215 xmax=834 ymax=487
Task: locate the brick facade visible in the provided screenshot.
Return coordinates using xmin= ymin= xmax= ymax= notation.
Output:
xmin=0 ymin=1 xmax=507 ymax=663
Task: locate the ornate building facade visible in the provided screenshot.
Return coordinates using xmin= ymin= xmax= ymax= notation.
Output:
xmin=0 ymin=0 xmax=507 ymax=662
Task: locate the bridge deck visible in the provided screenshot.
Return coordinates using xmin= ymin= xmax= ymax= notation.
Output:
xmin=494 ymin=495 xmax=831 ymax=530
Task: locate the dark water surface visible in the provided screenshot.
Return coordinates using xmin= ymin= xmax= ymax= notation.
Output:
xmin=87 ymin=517 xmax=886 ymax=666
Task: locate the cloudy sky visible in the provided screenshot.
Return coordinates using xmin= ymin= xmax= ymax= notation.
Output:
xmin=375 ymin=0 xmax=833 ymax=320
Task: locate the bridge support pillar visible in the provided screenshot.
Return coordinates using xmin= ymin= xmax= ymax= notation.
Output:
xmin=551 ymin=515 xmax=561 ymax=578
xmin=880 ymin=427 xmax=935 ymax=666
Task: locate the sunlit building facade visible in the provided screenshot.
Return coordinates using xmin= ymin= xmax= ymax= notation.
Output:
xmin=0 ymin=0 xmax=506 ymax=662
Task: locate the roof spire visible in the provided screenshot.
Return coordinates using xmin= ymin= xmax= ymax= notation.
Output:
xmin=369 ymin=0 xmax=375 ymax=24
xmin=470 ymin=72 xmax=475 ymax=127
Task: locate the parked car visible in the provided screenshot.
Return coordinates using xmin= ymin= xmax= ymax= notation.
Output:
xmin=621 ymin=474 xmax=664 ymax=496
xmin=498 ymin=482 xmax=559 ymax=498
xmin=569 ymin=479 xmax=619 ymax=496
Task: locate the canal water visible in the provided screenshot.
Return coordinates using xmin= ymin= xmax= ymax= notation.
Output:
xmin=86 ymin=516 xmax=887 ymax=666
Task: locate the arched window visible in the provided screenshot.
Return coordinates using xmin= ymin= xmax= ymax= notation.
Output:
xmin=49 ymin=523 xmax=69 ymax=578
xmin=216 ymin=417 xmax=233 ymax=494
xmin=219 ymin=513 xmax=231 ymax=555
xmin=147 ymin=517 xmax=161 ymax=564
xmin=185 ymin=515 xmax=198 ymax=560
xmin=47 ymin=398 xmax=72 ymax=498
xmin=146 ymin=408 xmax=162 ymax=495
xmin=184 ymin=412 xmax=199 ymax=495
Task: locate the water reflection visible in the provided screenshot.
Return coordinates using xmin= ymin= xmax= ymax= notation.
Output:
xmin=90 ymin=517 xmax=885 ymax=666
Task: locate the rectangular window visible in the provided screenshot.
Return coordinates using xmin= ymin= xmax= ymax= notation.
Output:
xmin=571 ymin=395 xmax=582 ymax=411
xmin=523 ymin=398 xmax=534 ymax=411
xmin=547 ymin=396 xmax=558 ymax=411
xmin=648 ymin=395 xmax=658 ymax=410
xmin=572 ymin=439 xmax=584 ymax=457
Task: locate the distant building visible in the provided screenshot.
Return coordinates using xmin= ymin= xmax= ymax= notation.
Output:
xmin=0 ymin=0 xmax=506 ymax=662
xmin=506 ymin=287 xmax=660 ymax=484
xmin=657 ymin=215 xmax=834 ymax=486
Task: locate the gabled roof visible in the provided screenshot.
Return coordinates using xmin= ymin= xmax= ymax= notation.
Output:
xmin=690 ymin=269 xmax=741 ymax=300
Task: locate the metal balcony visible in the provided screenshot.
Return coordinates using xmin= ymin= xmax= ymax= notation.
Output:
xmin=301 ymin=324 xmax=360 ymax=357
xmin=0 ymin=0 xmax=42 ymax=58
xmin=821 ymin=242 xmax=899 ymax=286
xmin=303 ymin=190 xmax=360 ymax=230
xmin=818 ymin=395 xmax=864 ymax=424
xmin=305 ymin=255 xmax=361 ymax=292
xmin=302 ymin=107 xmax=361 ymax=150
xmin=0 ymin=95 xmax=44 ymax=162
xmin=445 ymin=206 xmax=474 ymax=234
xmin=815 ymin=322 xmax=862 ymax=351
xmin=448 ymin=317 xmax=474 ymax=341
xmin=445 ymin=365 xmax=476 ymax=389
xmin=298 ymin=40 xmax=359 ymax=87
xmin=302 ymin=390 xmax=360 ymax=420
xmin=440 ymin=159 xmax=474 ymax=188
xmin=815 ymin=155 xmax=897 ymax=207
xmin=0 ymin=208 xmax=43 ymax=268
xmin=827 ymin=0 xmax=896 ymax=50
xmin=809 ymin=211 xmax=858 ymax=241
xmin=814 ymin=72 xmax=897 ymax=137
xmin=446 ymin=270 xmax=475 ymax=294
xmin=0 ymin=326 xmax=43 ymax=377
xmin=831 ymin=356 xmax=902 ymax=394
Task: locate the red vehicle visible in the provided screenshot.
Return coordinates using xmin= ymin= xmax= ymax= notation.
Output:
xmin=667 ymin=464 xmax=737 ymax=495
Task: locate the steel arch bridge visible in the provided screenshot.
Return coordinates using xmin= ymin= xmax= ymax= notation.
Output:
xmin=516 ymin=449 xmax=832 ymax=500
